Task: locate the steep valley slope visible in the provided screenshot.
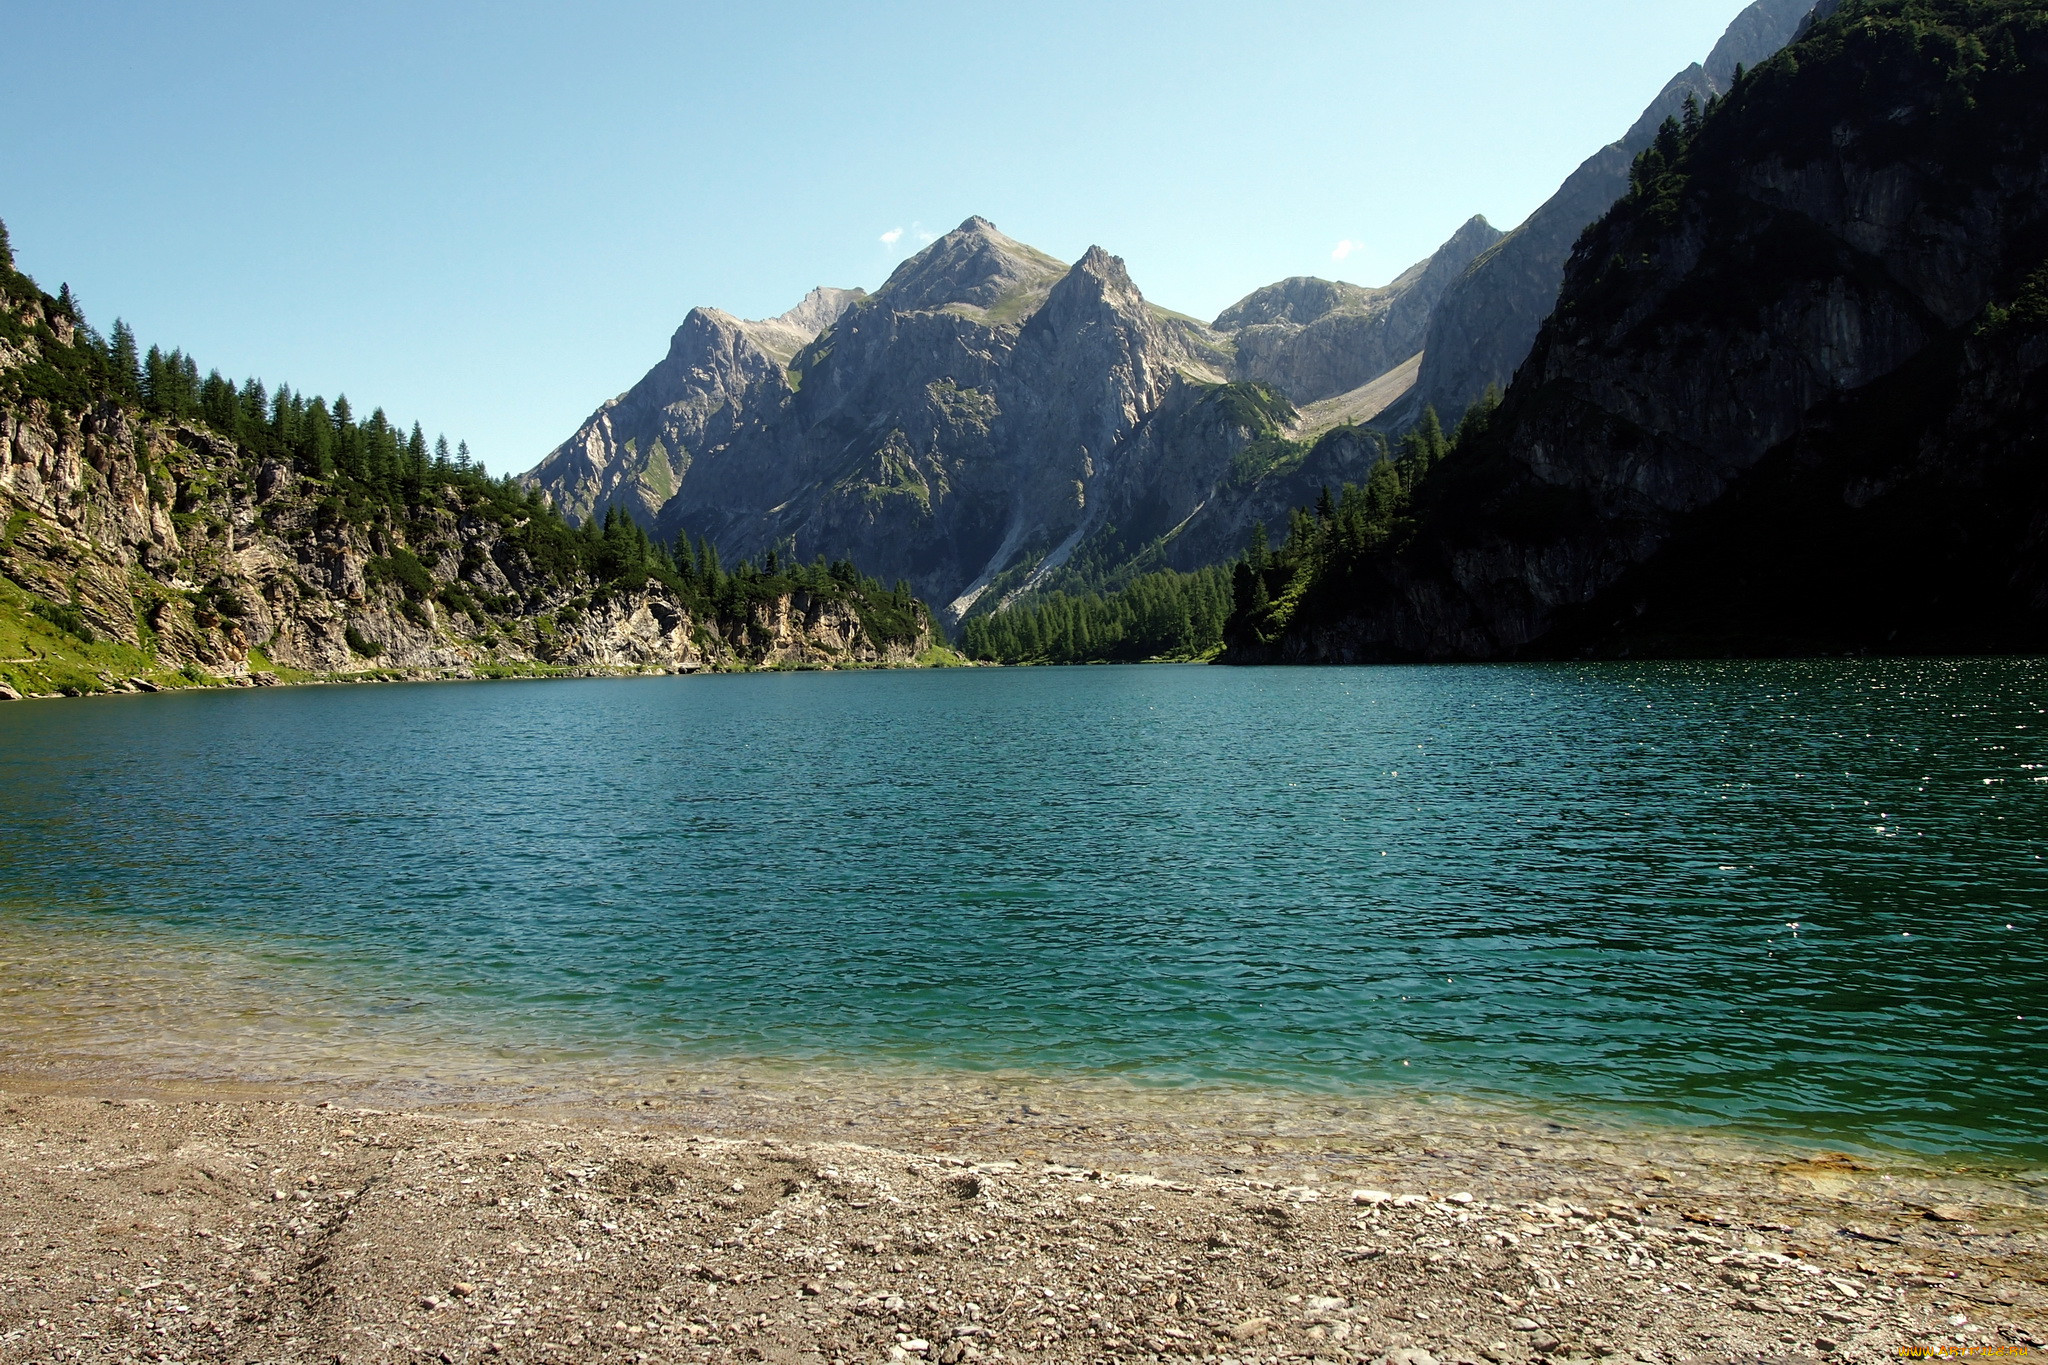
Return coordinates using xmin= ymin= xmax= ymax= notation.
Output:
xmin=1224 ymin=0 xmax=2048 ymax=663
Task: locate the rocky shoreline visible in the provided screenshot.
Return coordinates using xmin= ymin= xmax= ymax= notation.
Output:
xmin=0 ymin=1075 xmax=2039 ymax=1365
xmin=0 ymin=651 xmax=976 ymax=702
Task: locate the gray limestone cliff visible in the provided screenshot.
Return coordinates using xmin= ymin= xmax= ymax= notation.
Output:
xmin=0 ymin=268 xmax=931 ymax=699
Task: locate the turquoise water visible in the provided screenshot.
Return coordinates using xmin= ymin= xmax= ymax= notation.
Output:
xmin=0 ymin=661 xmax=2043 ymax=1160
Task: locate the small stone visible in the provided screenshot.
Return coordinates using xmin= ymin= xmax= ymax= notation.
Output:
xmin=1387 ymin=1350 xmax=1439 ymax=1365
xmin=1531 ymin=1335 xmax=1562 ymax=1354
xmin=420 ymin=1295 xmax=441 ymax=1310
xmin=1509 ymin=1318 xmax=1541 ymax=1332
xmin=801 ymin=1280 xmax=825 ymax=1296
xmin=1924 ymin=1204 xmax=1970 ymax=1223
xmin=1352 ymin=1188 xmax=1393 ymax=1205
xmin=729 ymin=1180 xmax=746 ymax=1193
xmin=0 ymin=683 xmax=22 ymax=701
xmin=451 ymin=1281 xmax=476 ymax=1297
xmin=1815 ymin=1339 xmax=1842 ymax=1354
xmin=1229 ymin=1317 xmax=1275 ymax=1341
xmin=1448 ymin=1191 xmax=1474 ymax=1204
xmin=1482 ymin=1344 xmax=1514 ymax=1363
xmin=1305 ymin=1295 xmax=1347 ymax=1312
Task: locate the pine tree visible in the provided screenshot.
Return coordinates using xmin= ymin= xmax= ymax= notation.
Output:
xmin=109 ymin=320 xmax=141 ymax=402
xmin=301 ymin=396 xmax=336 ymax=477
xmin=271 ymin=386 xmax=296 ymax=447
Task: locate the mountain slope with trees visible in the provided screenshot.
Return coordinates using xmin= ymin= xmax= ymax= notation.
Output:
xmin=1223 ymin=0 xmax=2048 ymax=663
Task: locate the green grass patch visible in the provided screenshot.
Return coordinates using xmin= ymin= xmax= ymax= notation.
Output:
xmin=913 ymin=643 xmax=973 ymax=667
xmin=0 ymin=575 xmax=168 ymax=696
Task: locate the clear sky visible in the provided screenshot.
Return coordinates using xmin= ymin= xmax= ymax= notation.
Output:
xmin=1 ymin=0 xmax=1753 ymax=475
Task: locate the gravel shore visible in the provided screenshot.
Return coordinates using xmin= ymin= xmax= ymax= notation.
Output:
xmin=0 ymin=1077 xmax=2040 ymax=1365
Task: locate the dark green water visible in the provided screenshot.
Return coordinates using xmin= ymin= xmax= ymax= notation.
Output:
xmin=0 ymin=660 xmax=2042 ymax=1159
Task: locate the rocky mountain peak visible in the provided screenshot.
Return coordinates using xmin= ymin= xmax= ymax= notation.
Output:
xmin=735 ymin=286 xmax=866 ymax=364
xmin=1438 ymin=214 xmax=1501 ymax=257
xmin=762 ymin=286 xmax=865 ymax=339
xmin=873 ymin=217 xmax=1069 ymax=321
xmin=1213 ymin=277 xmax=1384 ymax=332
xmin=1066 ymin=245 xmax=1142 ymax=301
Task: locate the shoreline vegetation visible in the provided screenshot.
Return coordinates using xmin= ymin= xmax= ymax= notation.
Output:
xmin=0 ymin=568 xmax=968 ymax=704
xmin=0 ymin=1067 xmax=2039 ymax=1363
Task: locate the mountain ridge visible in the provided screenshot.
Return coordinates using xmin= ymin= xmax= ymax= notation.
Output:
xmin=524 ymin=214 xmax=1496 ymax=622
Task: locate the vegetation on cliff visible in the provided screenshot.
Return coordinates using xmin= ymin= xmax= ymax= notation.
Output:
xmin=1218 ymin=401 xmax=1484 ymax=651
xmin=961 ymin=382 xmax=1396 ymax=665
xmin=0 ymin=221 xmax=933 ymax=697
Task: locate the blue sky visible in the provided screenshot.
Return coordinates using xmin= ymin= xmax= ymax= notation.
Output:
xmin=2 ymin=0 xmax=1751 ymax=474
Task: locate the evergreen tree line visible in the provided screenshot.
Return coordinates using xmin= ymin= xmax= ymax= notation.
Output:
xmin=571 ymin=505 xmax=925 ymax=644
xmin=0 ymin=216 xmax=927 ymax=646
xmin=1225 ymin=394 xmax=1501 ymax=647
xmin=961 ymin=565 xmax=1234 ymax=664
xmin=1 ymin=229 xmax=489 ymax=503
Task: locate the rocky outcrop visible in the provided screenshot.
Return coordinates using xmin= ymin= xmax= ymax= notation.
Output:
xmin=525 ymin=287 xmax=866 ymax=528
xmin=1218 ymin=216 xmax=1502 ymax=405
xmin=1404 ymin=0 xmax=1819 ymax=427
xmin=1233 ymin=0 xmax=2048 ymax=663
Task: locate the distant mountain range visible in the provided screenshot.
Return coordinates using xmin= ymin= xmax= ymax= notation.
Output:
xmin=523 ymin=0 xmax=1817 ymax=624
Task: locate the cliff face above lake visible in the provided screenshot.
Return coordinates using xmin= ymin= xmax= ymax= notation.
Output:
xmin=1227 ymin=0 xmax=2048 ymax=663
xmin=0 ymin=251 xmax=932 ymax=699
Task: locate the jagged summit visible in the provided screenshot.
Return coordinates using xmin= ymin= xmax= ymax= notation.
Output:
xmin=873 ymin=217 xmax=1069 ymax=322
xmin=763 ymin=286 xmax=865 ymax=337
xmin=735 ymin=286 xmax=866 ymax=364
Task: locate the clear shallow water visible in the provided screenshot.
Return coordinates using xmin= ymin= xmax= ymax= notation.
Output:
xmin=0 ymin=661 xmax=2043 ymax=1160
